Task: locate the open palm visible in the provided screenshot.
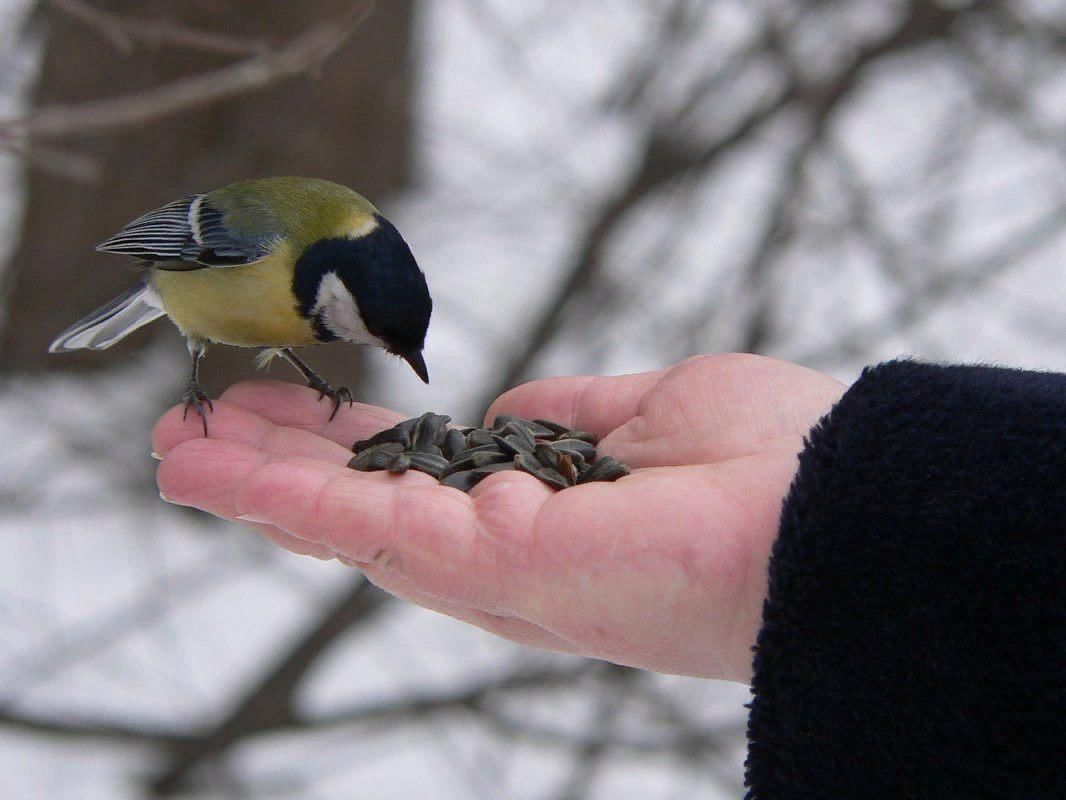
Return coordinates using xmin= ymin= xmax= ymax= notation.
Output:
xmin=154 ymin=353 xmax=844 ymax=682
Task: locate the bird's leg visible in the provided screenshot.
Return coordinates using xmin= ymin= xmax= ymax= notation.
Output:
xmin=182 ymin=340 xmax=213 ymax=437
xmin=279 ymin=348 xmax=353 ymax=420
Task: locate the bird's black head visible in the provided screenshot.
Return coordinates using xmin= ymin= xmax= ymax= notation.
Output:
xmin=293 ymin=215 xmax=432 ymax=382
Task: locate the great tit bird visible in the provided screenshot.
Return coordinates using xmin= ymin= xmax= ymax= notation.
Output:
xmin=49 ymin=176 xmax=433 ymax=435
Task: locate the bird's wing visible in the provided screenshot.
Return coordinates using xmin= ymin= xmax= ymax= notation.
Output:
xmin=96 ymin=195 xmax=276 ymax=269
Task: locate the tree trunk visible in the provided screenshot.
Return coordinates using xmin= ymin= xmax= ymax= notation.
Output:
xmin=0 ymin=0 xmax=415 ymax=396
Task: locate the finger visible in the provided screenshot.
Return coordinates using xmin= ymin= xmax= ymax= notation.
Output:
xmin=487 ymin=370 xmax=664 ymax=437
xmin=256 ymin=523 xmax=339 ymax=560
xmin=350 ymin=560 xmax=581 ymax=654
xmin=156 ymin=434 xmax=434 ymax=527
xmin=219 ymin=380 xmax=406 ymax=448
xmin=152 ymin=400 xmax=353 ymax=464
xmin=157 ymin=438 xmax=269 ymax=521
xmin=233 ymin=461 xmax=551 ymax=614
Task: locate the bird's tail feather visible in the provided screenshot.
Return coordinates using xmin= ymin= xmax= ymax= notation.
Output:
xmin=49 ymin=281 xmax=165 ymax=352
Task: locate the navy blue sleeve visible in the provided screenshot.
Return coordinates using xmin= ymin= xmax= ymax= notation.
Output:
xmin=745 ymin=360 xmax=1066 ymax=799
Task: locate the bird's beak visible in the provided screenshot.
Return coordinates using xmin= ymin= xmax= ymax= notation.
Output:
xmin=402 ymin=349 xmax=429 ymax=383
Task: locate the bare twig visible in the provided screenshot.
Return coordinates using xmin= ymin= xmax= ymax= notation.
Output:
xmin=0 ymin=132 xmax=99 ymax=180
xmin=47 ymin=0 xmax=269 ymax=57
xmin=482 ymin=0 xmax=973 ymax=409
xmin=794 ymin=201 xmax=1066 ymax=365
xmin=552 ymin=664 xmax=635 ymax=800
xmin=0 ymin=706 xmax=193 ymax=746
xmin=1 ymin=1 xmax=373 ymax=141
xmin=150 ymin=576 xmax=389 ymax=796
xmin=312 ymin=661 xmax=596 ymax=730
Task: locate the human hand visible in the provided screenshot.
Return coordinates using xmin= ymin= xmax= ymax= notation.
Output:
xmin=153 ymin=354 xmax=845 ymax=682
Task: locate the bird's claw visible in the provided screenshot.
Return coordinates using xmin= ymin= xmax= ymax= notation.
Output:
xmin=182 ymin=382 xmax=214 ymax=436
xmin=307 ymin=377 xmax=353 ymax=421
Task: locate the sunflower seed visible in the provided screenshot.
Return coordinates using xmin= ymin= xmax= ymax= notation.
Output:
xmin=443 ymin=428 xmax=467 ymax=460
xmin=387 ymin=453 xmax=411 ymax=474
xmin=511 ymin=454 xmax=567 ymax=490
xmin=472 ymin=461 xmax=517 ymax=476
xmin=348 ymin=447 xmax=395 ymax=472
xmin=533 ymin=443 xmax=561 ymax=471
xmin=491 ymin=416 xmax=557 ymax=439
xmin=564 ymin=429 xmax=599 ymax=445
xmin=556 ymin=452 xmax=579 ymax=485
xmin=441 ymin=470 xmax=487 ymax=492
xmin=577 ymin=456 xmax=630 ymax=484
xmin=513 ymin=452 xmax=544 ymax=477
xmin=348 ymin=442 xmax=404 ymax=469
xmin=472 ymin=450 xmax=511 ymax=467
xmin=535 ymin=467 xmax=569 ymax=490
xmin=413 ymin=412 xmax=451 ymax=450
xmin=551 ymin=438 xmax=597 ymax=462
xmin=451 ymin=444 xmax=503 ymax=461
xmin=492 ymin=433 xmax=534 ymax=456
xmin=561 ymin=449 xmax=587 ymax=474
xmin=464 ymin=428 xmax=497 ymax=448
xmin=353 ymin=427 xmax=410 ymax=453
xmin=532 ymin=418 xmax=571 ymax=437
xmin=489 ymin=414 xmax=525 ymax=431
xmin=443 ymin=450 xmax=511 ymax=476
xmin=498 ymin=421 xmax=536 ymax=450
xmin=395 ymin=417 xmax=421 ymax=436
xmin=406 ymin=451 xmax=449 ymax=478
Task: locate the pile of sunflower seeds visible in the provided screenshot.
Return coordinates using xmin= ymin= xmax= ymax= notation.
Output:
xmin=348 ymin=412 xmax=630 ymax=493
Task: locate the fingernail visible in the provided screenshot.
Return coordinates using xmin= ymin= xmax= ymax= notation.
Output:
xmin=150 ymin=451 xmax=163 ymax=461
xmin=159 ymin=491 xmax=185 ymax=505
xmin=236 ymin=512 xmax=273 ymax=525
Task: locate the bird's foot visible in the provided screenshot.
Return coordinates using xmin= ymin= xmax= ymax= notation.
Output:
xmin=182 ymin=381 xmax=214 ymax=437
xmin=307 ymin=376 xmax=353 ymax=421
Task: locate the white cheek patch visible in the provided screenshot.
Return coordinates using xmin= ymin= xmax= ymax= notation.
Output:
xmin=312 ymin=271 xmax=383 ymax=347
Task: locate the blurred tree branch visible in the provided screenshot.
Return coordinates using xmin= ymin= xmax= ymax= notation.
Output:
xmin=794 ymin=200 xmax=1066 ymax=365
xmin=484 ymin=0 xmax=977 ymax=408
xmin=0 ymin=1 xmax=372 ymax=145
xmin=150 ymin=577 xmax=389 ymax=796
xmin=46 ymin=0 xmax=270 ymax=57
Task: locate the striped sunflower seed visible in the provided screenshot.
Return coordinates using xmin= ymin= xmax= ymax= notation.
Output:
xmin=564 ymin=429 xmax=599 ymax=445
xmin=491 ymin=415 xmax=557 ymax=439
xmin=349 ymin=446 xmax=396 ymax=472
xmin=492 ymin=433 xmax=534 ymax=456
xmin=443 ymin=428 xmax=467 ymax=460
xmin=551 ymin=438 xmax=597 ymax=463
xmin=413 ymin=412 xmax=451 ymax=451
xmin=556 ymin=452 xmax=579 ymax=485
xmin=406 ymin=451 xmax=449 ymax=478
xmin=464 ymin=428 xmax=497 ymax=448
xmin=533 ymin=443 xmax=562 ymax=471
xmin=577 ymin=456 xmax=630 ymax=484
xmin=532 ymin=418 xmax=571 ymax=437
xmin=441 ymin=470 xmax=488 ymax=492
xmin=513 ymin=453 xmax=569 ymax=489
xmin=353 ymin=427 xmax=410 ymax=453
xmin=387 ymin=453 xmax=411 ymax=474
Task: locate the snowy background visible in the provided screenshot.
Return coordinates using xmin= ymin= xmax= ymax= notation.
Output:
xmin=0 ymin=1 xmax=1064 ymax=798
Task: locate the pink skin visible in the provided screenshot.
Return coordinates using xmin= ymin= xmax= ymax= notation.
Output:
xmin=153 ymin=353 xmax=845 ymax=683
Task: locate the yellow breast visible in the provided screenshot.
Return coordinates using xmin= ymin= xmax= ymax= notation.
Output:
xmin=151 ymin=249 xmax=317 ymax=347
